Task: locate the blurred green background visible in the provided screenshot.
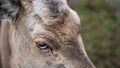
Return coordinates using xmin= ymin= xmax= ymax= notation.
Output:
xmin=70 ymin=0 xmax=120 ymax=68
xmin=0 ymin=0 xmax=120 ymax=68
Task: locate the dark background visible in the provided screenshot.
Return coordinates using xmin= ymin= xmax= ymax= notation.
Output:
xmin=0 ymin=0 xmax=120 ymax=68
xmin=72 ymin=0 xmax=120 ymax=68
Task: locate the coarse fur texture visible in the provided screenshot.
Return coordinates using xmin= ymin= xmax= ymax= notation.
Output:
xmin=0 ymin=0 xmax=96 ymax=68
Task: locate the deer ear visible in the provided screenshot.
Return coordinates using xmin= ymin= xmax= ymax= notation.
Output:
xmin=0 ymin=0 xmax=20 ymax=20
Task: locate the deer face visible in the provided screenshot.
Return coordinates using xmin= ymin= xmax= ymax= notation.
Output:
xmin=0 ymin=0 xmax=95 ymax=68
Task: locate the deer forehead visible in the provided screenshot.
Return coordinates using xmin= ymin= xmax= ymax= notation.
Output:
xmin=31 ymin=0 xmax=67 ymax=20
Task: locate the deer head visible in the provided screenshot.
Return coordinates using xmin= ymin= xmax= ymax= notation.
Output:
xmin=0 ymin=0 xmax=95 ymax=68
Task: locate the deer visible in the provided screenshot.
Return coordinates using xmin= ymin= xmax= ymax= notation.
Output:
xmin=0 ymin=0 xmax=96 ymax=68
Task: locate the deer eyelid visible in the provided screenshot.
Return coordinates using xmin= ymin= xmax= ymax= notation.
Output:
xmin=34 ymin=38 xmax=52 ymax=51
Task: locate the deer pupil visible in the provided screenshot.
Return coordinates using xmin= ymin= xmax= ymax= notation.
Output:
xmin=36 ymin=42 xmax=47 ymax=49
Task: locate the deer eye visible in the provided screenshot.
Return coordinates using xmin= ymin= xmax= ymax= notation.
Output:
xmin=36 ymin=42 xmax=52 ymax=50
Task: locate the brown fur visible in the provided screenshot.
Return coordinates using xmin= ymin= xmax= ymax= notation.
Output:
xmin=0 ymin=0 xmax=95 ymax=68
